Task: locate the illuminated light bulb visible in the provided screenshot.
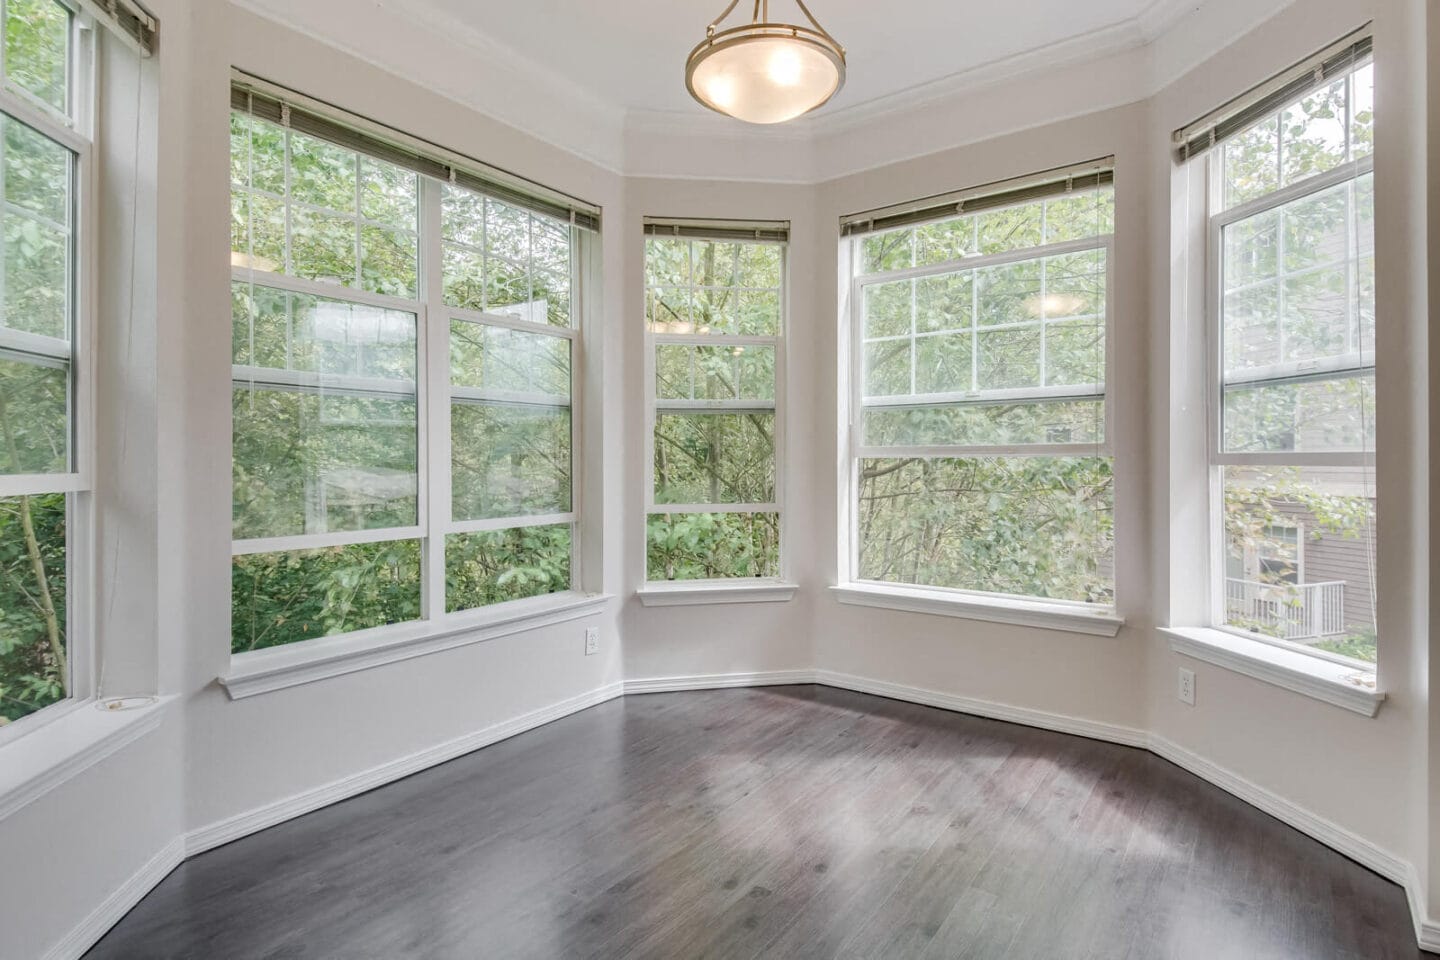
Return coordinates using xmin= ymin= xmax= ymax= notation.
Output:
xmin=767 ymin=46 xmax=802 ymax=86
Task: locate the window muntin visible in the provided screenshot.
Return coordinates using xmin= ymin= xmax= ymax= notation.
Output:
xmin=229 ymin=105 xmax=584 ymax=650
xmin=1210 ymin=55 xmax=1377 ymax=666
xmin=644 ymin=234 xmax=783 ymax=581
xmin=0 ymin=0 xmax=80 ymax=729
xmin=847 ymin=182 xmax=1115 ymax=608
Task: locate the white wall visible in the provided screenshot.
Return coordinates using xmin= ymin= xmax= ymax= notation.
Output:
xmin=2 ymin=0 xmax=1436 ymax=957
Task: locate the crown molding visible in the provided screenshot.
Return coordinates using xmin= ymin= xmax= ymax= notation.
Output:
xmin=228 ymin=0 xmax=1290 ymax=185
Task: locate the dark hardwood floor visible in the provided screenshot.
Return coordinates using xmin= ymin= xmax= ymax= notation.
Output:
xmin=86 ymin=686 xmax=1427 ymax=959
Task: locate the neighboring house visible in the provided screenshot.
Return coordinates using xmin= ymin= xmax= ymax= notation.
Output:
xmin=1226 ymin=468 xmax=1377 ymax=644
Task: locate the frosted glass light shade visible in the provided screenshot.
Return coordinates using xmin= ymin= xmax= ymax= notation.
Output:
xmin=687 ymin=30 xmax=844 ymax=124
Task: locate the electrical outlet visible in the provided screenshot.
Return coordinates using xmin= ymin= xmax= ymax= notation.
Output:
xmin=1178 ymin=667 xmax=1196 ymax=706
xmin=584 ymin=626 xmax=599 ymax=656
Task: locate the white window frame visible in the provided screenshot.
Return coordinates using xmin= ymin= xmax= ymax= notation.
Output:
xmin=839 ymin=189 xmax=1118 ymax=621
xmin=0 ymin=5 xmax=97 ymax=743
xmin=1202 ymin=71 xmax=1376 ymax=669
xmin=640 ymin=231 xmax=789 ymax=591
xmin=226 ymin=99 xmax=595 ymax=665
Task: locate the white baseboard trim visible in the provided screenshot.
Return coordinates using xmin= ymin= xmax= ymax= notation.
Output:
xmin=813 ymin=669 xmax=1150 ymax=748
xmin=1146 ymin=733 xmax=1410 ymax=884
xmin=42 ymin=836 xmax=185 ymax=960
xmin=1404 ymin=865 xmax=1440 ymax=953
xmin=185 ymin=680 xmax=624 ymax=856
xmin=622 ymin=669 xmax=815 ymax=695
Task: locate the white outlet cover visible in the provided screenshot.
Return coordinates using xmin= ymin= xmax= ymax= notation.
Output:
xmin=584 ymin=626 xmax=599 ymax=655
xmin=1178 ymin=667 xmax=1196 ymax=706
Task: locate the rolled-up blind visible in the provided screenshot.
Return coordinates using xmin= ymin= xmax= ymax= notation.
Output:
xmin=642 ymin=217 xmax=789 ymax=243
xmin=77 ymin=0 xmax=157 ymax=56
xmin=1172 ymin=25 xmax=1371 ymax=163
xmin=230 ymin=72 xmax=602 ymax=232
xmin=839 ymin=157 xmax=1114 ymax=238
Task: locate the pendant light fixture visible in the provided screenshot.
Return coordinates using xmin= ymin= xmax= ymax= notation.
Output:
xmin=685 ymin=0 xmax=846 ymax=124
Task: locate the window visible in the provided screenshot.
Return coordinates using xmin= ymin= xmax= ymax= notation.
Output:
xmin=643 ymin=222 xmax=785 ymax=581
xmin=1204 ymin=43 xmax=1376 ymax=665
xmin=0 ymin=0 xmax=85 ymax=729
xmin=841 ymin=164 xmax=1115 ymax=607
xmin=229 ymin=79 xmax=594 ymax=655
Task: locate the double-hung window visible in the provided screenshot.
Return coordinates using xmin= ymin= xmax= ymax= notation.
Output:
xmin=0 ymin=1 xmax=90 ymax=729
xmin=643 ymin=220 xmax=786 ymax=582
xmin=1184 ymin=33 xmax=1376 ymax=665
xmin=229 ymin=77 xmax=595 ymax=655
xmin=841 ymin=163 xmax=1116 ymax=609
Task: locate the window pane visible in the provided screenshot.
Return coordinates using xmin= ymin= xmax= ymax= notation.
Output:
xmin=654 ymin=413 xmax=774 ymax=505
xmin=233 ymin=386 xmax=418 ymax=539
xmin=441 ymin=188 xmax=573 ymax=327
xmin=1349 ymin=64 xmax=1373 ymax=160
xmin=646 ymin=511 xmax=779 ymax=581
xmin=858 ymin=457 xmax=1114 ymax=604
xmin=1223 ymin=373 xmax=1374 ymax=454
xmin=230 ymin=539 xmax=422 ymax=654
xmin=0 ymin=352 xmax=67 ymax=474
xmin=231 ymin=285 xmax=418 ymax=540
xmin=655 ymin=344 xmax=773 ymax=402
xmin=451 ymin=401 xmax=570 ymax=520
xmin=3 ymin=115 xmax=72 ymax=341
xmin=862 ymin=399 xmax=1104 ymax=448
xmin=446 ymin=524 xmax=571 ymax=612
xmin=976 ymin=203 xmax=1042 ymax=255
xmin=1223 ymin=177 xmax=1372 ymax=375
xmin=0 ymin=492 xmax=67 ymax=723
xmin=861 ymin=230 xmax=913 ymax=273
xmin=1222 ymin=465 xmax=1376 ymax=664
xmin=644 ymin=237 xmax=780 ymax=336
xmin=4 ymin=0 xmax=68 ymax=114
xmin=1223 ymin=116 xmax=1279 ymax=209
xmin=1280 ymin=80 xmax=1347 ymax=188
xmin=451 ymin=321 xmax=570 ymax=399
xmin=230 ymin=113 xmax=419 ymax=298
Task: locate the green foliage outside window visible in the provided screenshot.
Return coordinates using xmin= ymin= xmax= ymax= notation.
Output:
xmin=0 ymin=494 xmax=66 ymax=724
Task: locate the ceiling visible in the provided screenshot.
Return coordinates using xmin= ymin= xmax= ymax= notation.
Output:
xmin=406 ymin=0 xmax=1172 ymax=118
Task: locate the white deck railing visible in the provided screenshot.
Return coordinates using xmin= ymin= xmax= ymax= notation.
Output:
xmin=1225 ymin=578 xmax=1346 ymax=641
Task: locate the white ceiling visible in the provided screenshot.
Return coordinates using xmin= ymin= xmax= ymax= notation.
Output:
xmin=406 ymin=0 xmax=1174 ymax=118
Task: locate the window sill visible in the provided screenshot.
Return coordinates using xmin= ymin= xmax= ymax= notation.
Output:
xmin=830 ymin=583 xmax=1124 ymax=637
xmin=220 ymin=592 xmax=613 ymax=701
xmin=636 ymin=580 xmax=799 ymax=607
xmin=0 ymin=696 xmax=173 ymax=822
xmin=1163 ymin=627 xmax=1383 ymax=717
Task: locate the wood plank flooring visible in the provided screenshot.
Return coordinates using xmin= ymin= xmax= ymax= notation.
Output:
xmin=85 ymin=686 xmax=1428 ymax=959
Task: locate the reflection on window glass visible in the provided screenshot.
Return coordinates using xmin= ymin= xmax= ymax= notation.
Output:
xmin=1222 ymin=466 xmax=1376 ymax=664
xmin=231 ymin=283 xmax=418 ymax=540
xmin=446 ymin=524 xmax=571 ymax=612
xmin=451 ymin=401 xmax=570 ymax=521
xmin=230 ymin=539 xmax=422 ymax=654
xmin=646 ymin=512 xmax=779 ymax=581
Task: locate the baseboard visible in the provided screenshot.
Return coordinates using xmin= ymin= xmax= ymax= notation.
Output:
xmin=1404 ymin=865 xmax=1440 ymax=953
xmin=813 ymin=669 xmax=1151 ymax=748
xmin=622 ymin=669 xmax=816 ymax=695
xmin=1146 ymin=734 xmax=1410 ymax=885
xmin=185 ymin=680 xmax=624 ymax=856
xmin=42 ymin=836 xmax=185 ymax=960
